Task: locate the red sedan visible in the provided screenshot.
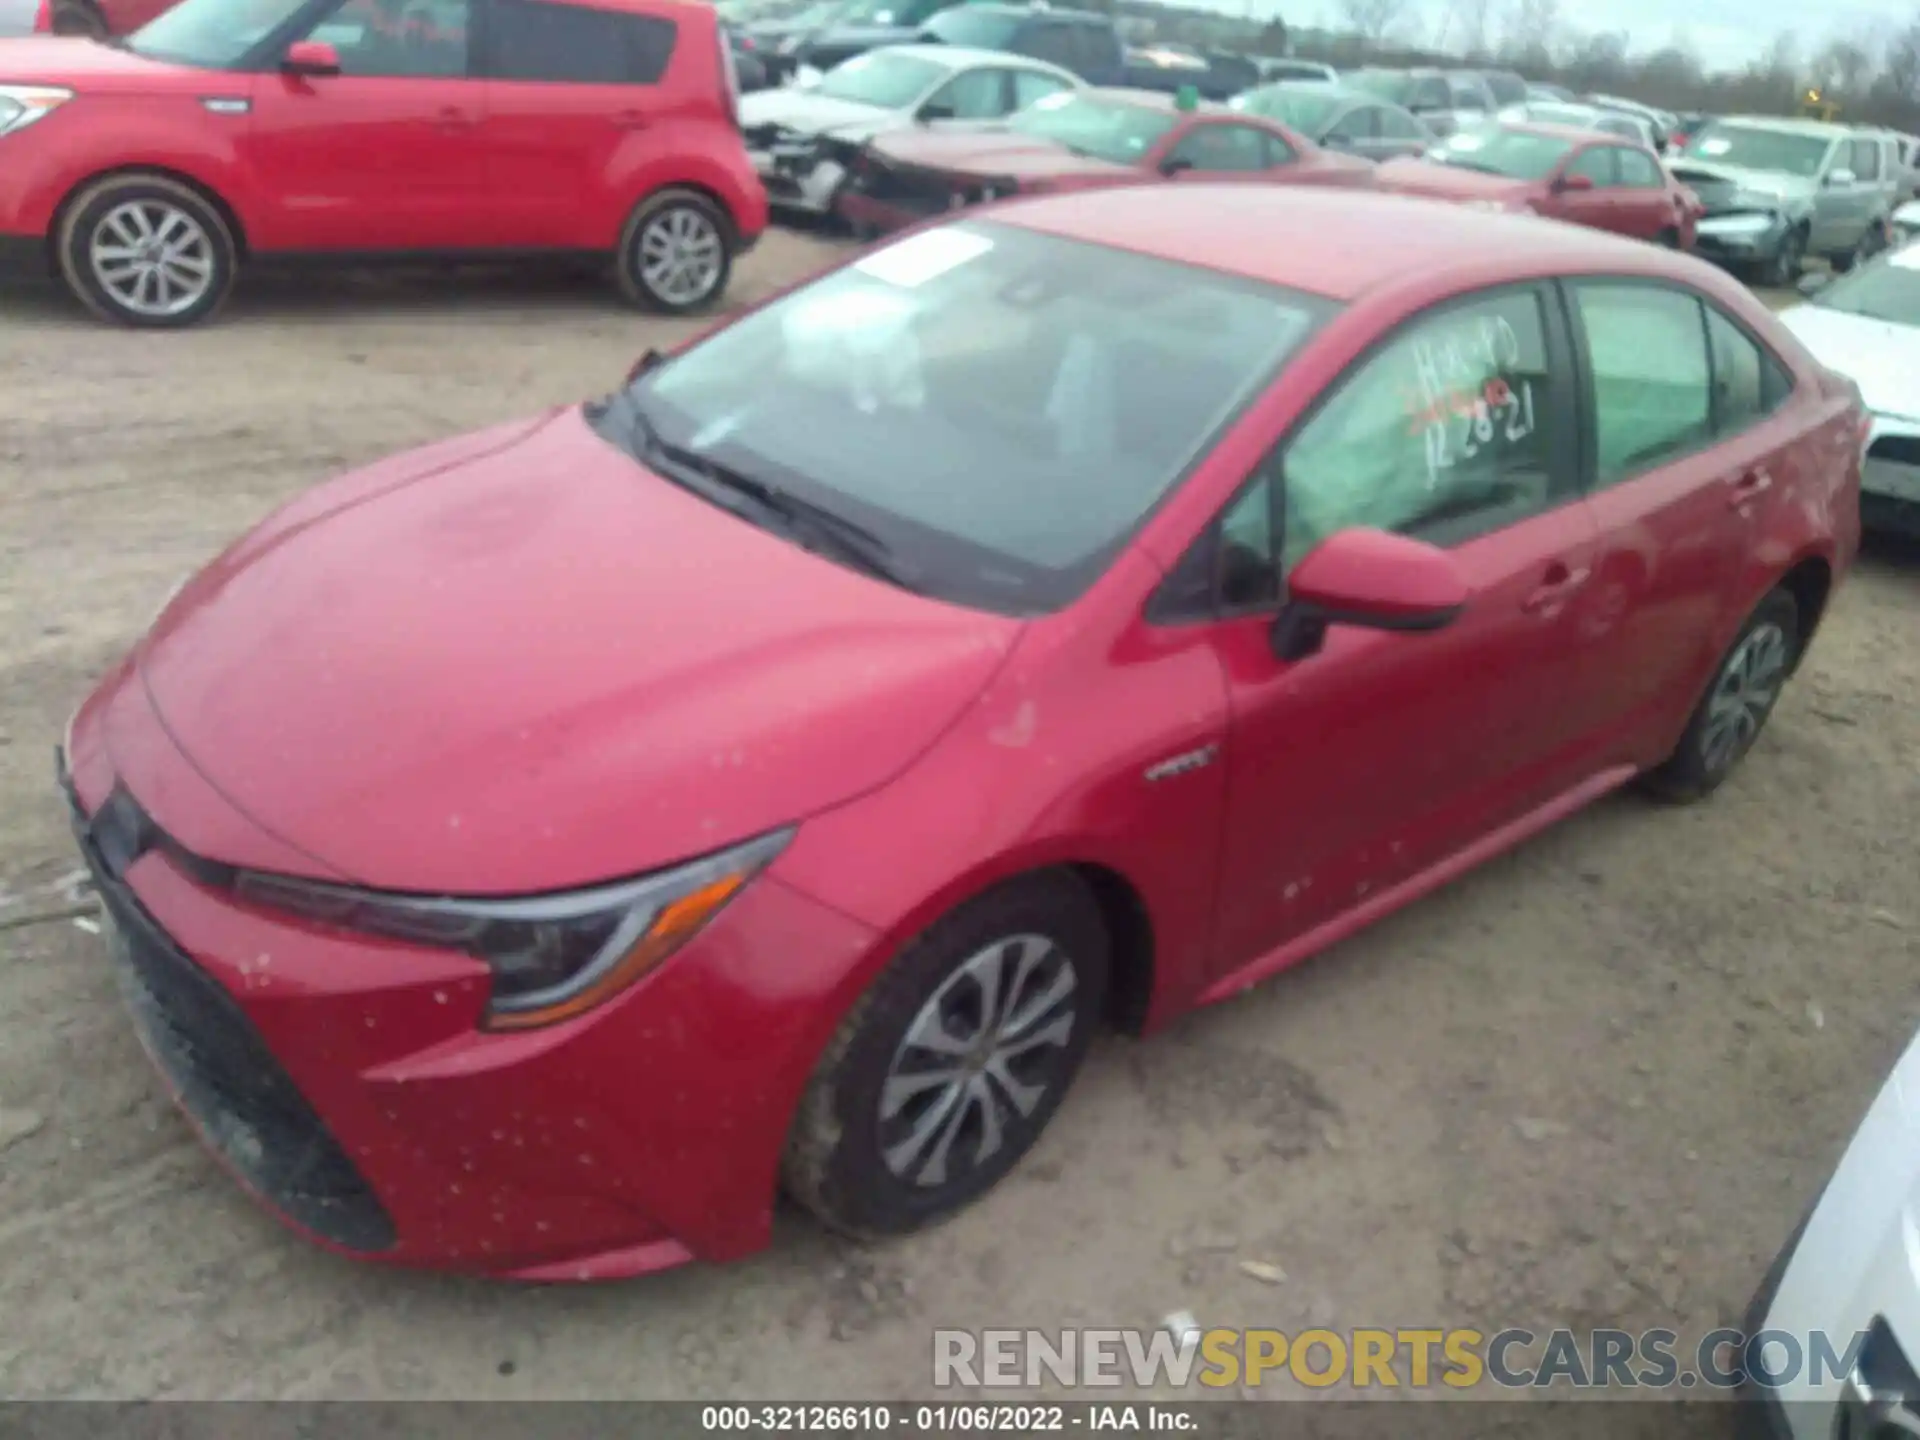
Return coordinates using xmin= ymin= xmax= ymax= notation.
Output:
xmin=835 ymin=86 xmax=1373 ymax=236
xmin=63 ymin=185 xmax=1860 ymax=1279
xmin=1376 ymin=120 xmax=1702 ymax=247
xmin=0 ymin=0 xmax=766 ymax=326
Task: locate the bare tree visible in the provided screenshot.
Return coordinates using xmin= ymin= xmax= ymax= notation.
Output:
xmin=1495 ymin=0 xmax=1559 ymax=71
xmin=1878 ymin=18 xmax=1920 ymax=106
xmin=1436 ymin=0 xmax=1494 ymax=59
xmin=1337 ymin=0 xmax=1410 ymax=51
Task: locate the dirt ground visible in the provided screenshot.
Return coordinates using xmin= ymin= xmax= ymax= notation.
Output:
xmin=0 ymin=234 xmax=1916 ymax=1406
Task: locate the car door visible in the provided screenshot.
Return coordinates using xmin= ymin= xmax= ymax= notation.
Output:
xmin=1562 ymin=279 xmax=1788 ymax=762
xmin=1810 ymin=138 xmax=1855 ymax=253
xmin=472 ymin=0 xmax=679 ymax=249
xmin=242 ymin=0 xmax=485 ymax=252
xmin=1186 ymin=284 xmax=1606 ymax=976
xmin=1537 ymin=144 xmax=1620 ymax=232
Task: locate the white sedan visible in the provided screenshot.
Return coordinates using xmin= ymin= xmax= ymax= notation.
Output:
xmin=1745 ymin=1021 xmax=1920 ymax=1438
xmin=1777 ymin=241 xmax=1920 ymax=537
xmin=739 ymin=45 xmax=1081 ymax=216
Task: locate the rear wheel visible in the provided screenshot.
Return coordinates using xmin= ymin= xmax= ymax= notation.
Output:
xmin=613 ymin=188 xmax=732 ymax=314
xmin=56 ymin=174 xmax=237 ymax=329
xmin=1641 ymin=589 xmax=1800 ymax=803
xmin=49 ymin=0 xmax=107 ymax=35
xmin=783 ymin=873 xmax=1109 ymax=1239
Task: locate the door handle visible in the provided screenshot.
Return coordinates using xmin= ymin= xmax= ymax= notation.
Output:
xmin=1521 ymin=561 xmax=1591 ymax=614
xmin=1728 ymin=469 xmax=1773 ymax=509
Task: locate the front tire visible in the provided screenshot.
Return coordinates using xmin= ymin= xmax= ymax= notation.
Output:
xmin=783 ymin=873 xmax=1110 ymax=1239
xmin=1760 ymin=225 xmax=1805 ymax=288
xmin=56 ymin=174 xmax=237 ymax=329
xmin=614 ymin=188 xmax=733 ymax=315
xmin=1642 ymin=589 xmax=1801 ymax=804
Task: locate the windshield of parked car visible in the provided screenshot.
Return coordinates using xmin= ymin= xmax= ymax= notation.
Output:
xmin=1234 ymin=84 xmax=1342 ymax=133
xmin=1349 ymin=69 xmax=1414 ymax=103
xmin=128 ymin=0 xmax=306 ymax=67
xmin=1806 ymin=246 xmax=1920 ymax=327
xmin=1008 ymin=92 xmax=1177 ymax=165
xmin=1680 ymin=123 xmax=1830 ymax=177
xmin=813 ymin=50 xmax=948 ymax=108
xmin=1430 ymin=124 xmax=1575 ymax=179
xmin=920 ymin=6 xmax=1021 ymax=48
xmin=606 ymin=222 xmax=1333 ymax=614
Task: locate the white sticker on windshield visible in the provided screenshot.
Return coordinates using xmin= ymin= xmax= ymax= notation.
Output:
xmin=854 ymin=227 xmax=993 ymax=289
xmin=1697 ymin=137 xmax=1731 ymax=155
xmin=1892 ymin=244 xmax=1920 ymax=270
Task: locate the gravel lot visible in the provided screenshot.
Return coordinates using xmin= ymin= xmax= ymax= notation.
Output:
xmin=1 ymin=234 xmax=1916 ymax=1407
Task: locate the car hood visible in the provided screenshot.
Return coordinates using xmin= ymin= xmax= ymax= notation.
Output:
xmin=1373 ymin=158 xmax=1530 ymax=200
xmin=133 ymin=408 xmax=1021 ymax=895
xmin=739 ymin=87 xmax=899 ymax=137
xmin=0 ymin=35 xmax=204 ymax=87
xmin=869 ymin=126 xmax=1136 ymax=179
xmin=1775 ymin=303 xmax=1920 ymax=418
xmin=1666 ymin=159 xmax=1816 ymax=204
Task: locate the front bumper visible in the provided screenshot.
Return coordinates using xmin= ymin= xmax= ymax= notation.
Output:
xmin=1693 ymin=214 xmax=1789 ymax=266
xmin=59 ymin=667 xmax=880 ymax=1278
xmin=746 ymin=142 xmax=844 ymax=215
xmin=1863 ymin=416 xmax=1920 ymax=537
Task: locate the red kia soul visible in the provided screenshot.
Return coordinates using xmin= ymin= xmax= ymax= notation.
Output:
xmin=0 ymin=0 xmax=768 ymax=326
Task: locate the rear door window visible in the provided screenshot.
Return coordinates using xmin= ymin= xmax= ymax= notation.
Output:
xmin=1704 ymin=305 xmax=1791 ymax=434
xmin=1012 ymin=67 xmax=1073 ymax=109
xmin=1571 ymin=282 xmax=1714 ymax=484
xmin=481 ymin=0 xmax=677 ymax=83
xmin=1850 ymin=137 xmax=1883 ymax=180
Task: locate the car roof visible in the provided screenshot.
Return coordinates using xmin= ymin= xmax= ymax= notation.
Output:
xmin=881 ymin=42 xmax=1070 ymax=72
xmin=991 ymin=184 xmax=1697 ymax=301
xmin=1712 ymin=115 xmax=1851 ymax=139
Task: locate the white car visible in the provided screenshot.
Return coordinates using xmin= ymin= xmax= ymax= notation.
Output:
xmin=1776 ymin=243 xmax=1920 ymax=537
xmin=738 ymin=44 xmax=1080 ymax=215
xmin=1745 ymin=1022 xmax=1920 ymax=1438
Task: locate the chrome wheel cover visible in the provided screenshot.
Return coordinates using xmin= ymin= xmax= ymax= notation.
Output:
xmin=89 ymin=200 xmax=216 ymax=319
xmin=637 ymin=206 xmax=724 ymax=307
xmin=1701 ymin=621 xmax=1789 ymax=775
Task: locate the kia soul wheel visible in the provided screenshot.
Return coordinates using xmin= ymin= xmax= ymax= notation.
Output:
xmin=783 ymin=874 xmax=1109 ymax=1237
xmin=1644 ymin=588 xmax=1801 ymax=802
xmin=59 ymin=176 xmax=237 ymax=329
xmin=616 ymin=189 xmax=732 ymax=314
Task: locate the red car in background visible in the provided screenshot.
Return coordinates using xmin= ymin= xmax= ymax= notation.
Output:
xmin=0 ymin=0 xmax=767 ymax=325
xmin=62 ymin=184 xmax=1858 ymax=1280
xmin=1375 ymin=120 xmax=1702 ymax=248
xmin=835 ymin=86 xmax=1373 ymax=236
xmin=34 ymin=0 xmax=176 ymax=38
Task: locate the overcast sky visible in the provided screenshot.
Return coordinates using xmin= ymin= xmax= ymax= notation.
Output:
xmin=1278 ymin=0 xmax=1920 ymax=71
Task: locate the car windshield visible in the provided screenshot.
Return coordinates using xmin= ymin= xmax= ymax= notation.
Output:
xmin=1235 ymin=85 xmax=1342 ymax=134
xmin=813 ymin=50 xmax=947 ymax=108
xmin=920 ymin=7 xmax=1021 ymax=47
xmin=1430 ymin=124 xmax=1574 ymax=179
xmin=1681 ymin=123 xmax=1830 ymax=178
xmin=605 ymin=222 xmax=1333 ymax=613
xmin=1008 ymin=92 xmax=1177 ymax=165
xmin=1807 ymin=246 xmax=1920 ymax=327
xmin=1349 ymin=69 xmax=1414 ymax=104
xmin=127 ymin=0 xmax=306 ymax=67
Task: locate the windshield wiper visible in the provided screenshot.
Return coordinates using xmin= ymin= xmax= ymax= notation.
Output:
xmin=597 ymin=390 xmax=920 ymax=593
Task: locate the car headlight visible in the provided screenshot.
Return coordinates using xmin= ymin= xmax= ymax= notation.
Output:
xmin=229 ymin=828 xmax=793 ymax=1030
xmin=0 ymin=85 xmax=74 ymax=137
xmin=1706 ymin=211 xmax=1779 ymax=234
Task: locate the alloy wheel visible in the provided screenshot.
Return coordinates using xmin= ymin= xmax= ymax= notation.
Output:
xmin=1700 ymin=621 xmax=1789 ymax=776
xmin=878 ymin=934 xmax=1079 ymax=1190
xmin=637 ymin=206 xmax=724 ymax=308
xmin=88 ymin=201 xmax=216 ymax=320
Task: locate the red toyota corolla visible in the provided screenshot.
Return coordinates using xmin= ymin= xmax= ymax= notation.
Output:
xmin=1375 ymin=120 xmax=1702 ymax=248
xmin=63 ymin=186 xmax=1861 ymax=1280
xmin=0 ymin=0 xmax=766 ymax=326
xmin=835 ymin=86 xmax=1373 ymax=237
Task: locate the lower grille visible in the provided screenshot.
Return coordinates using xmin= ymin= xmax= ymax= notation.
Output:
xmin=64 ymin=769 xmax=396 ymax=1254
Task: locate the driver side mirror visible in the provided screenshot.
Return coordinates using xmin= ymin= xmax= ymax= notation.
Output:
xmin=1269 ymin=529 xmax=1469 ymax=662
xmin=281 ymin=39 xmax=341 ymax=77
xmin=1159 ymin=155 xmax=1194 ymax=176
xmin=918 ymin=100 xmax=955 ymax=123
xmin=1555 ymin=171 xmax=1594 ymax=192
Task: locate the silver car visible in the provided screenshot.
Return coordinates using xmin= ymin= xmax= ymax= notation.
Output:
xmin=1670 ymin=117 xmax=1903 ymax=284
xmin=1230 ymin=80 xmax=1433 ymax=162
